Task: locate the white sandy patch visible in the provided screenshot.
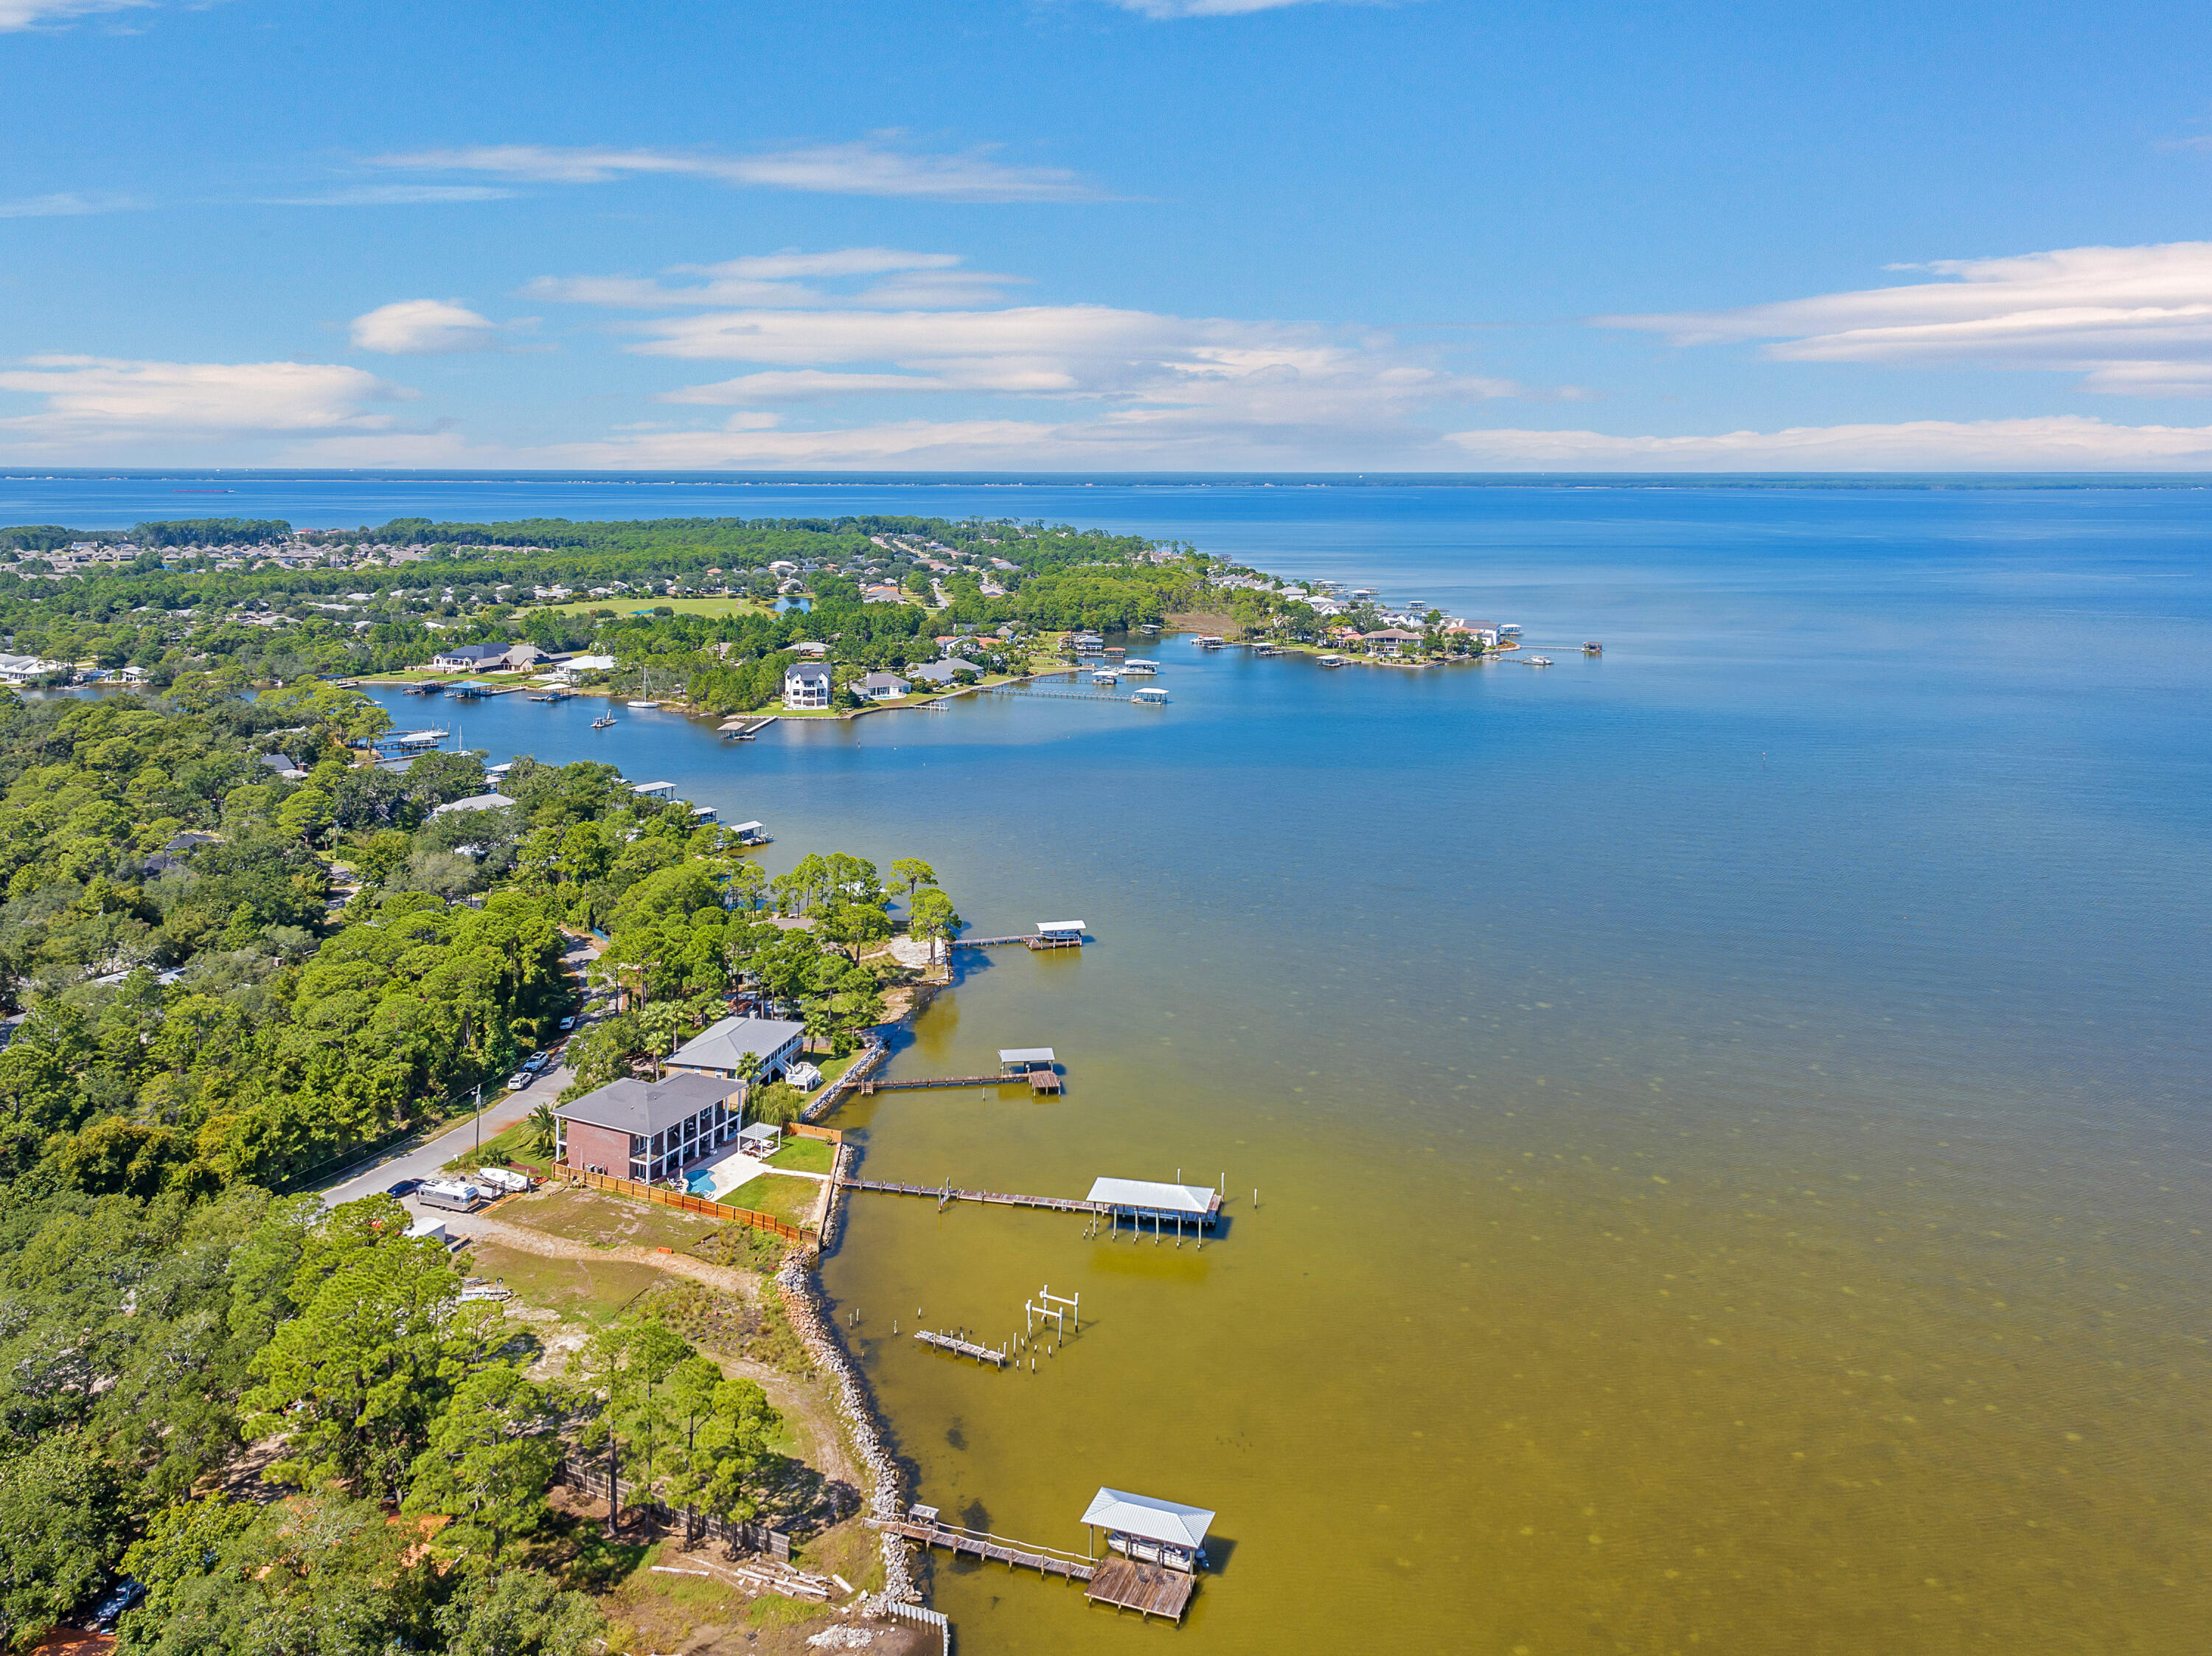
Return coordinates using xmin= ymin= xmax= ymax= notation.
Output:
xmin=886 ymin=935 xmax=935 ymax=969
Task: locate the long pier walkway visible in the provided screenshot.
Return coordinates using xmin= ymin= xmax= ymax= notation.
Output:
xmin=871 ymin=1517 xmax=1197 ymax=1621
xmin=840 ymin=1176 xmax=1108 ymax=1216
xmin=861 ymin=1071 xmax=1060 ymax=1095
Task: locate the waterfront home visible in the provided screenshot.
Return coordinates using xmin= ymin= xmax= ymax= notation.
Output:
xmin=908 ymin=657 xmax=982 ymax=687
xmin=664 ymin=1012 xmax=807 ymax=1082
xmin=257 ymin=752 xmax=308 ymax=782
xmin=556 ymin=653 xmax=616 ymax=678
xmin=0 ymin=653 xmax=69 ymax=683
xmin=428 ymin=791 xmax=518 ymax=817
xmin=856 ymin=670 xmax=911 ymax=701
xmin=1361 ymin=627 xmax=1425 ymax=657
xmin=1080 ymin=1489 xmax=1215 ymax=1573
xmin=429 ymin=641 xmax=549 ymax=672
xmin=552 ymin=1072 xmax=742 ymax=1183
xmin=784 ymin=662 xmax=833 ymax=709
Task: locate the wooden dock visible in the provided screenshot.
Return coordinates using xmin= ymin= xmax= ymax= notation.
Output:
xmin=719 ymin=715 xmax=777 ymax=740
xmin=872 ymin=1517 xmax=1096 ymax=1583
xmin=1086 ymin=1557 xmax=1197 ymax=1620
xmin=861 ymin=1070 xmax=1060 ymax=1095
xmin=951 ymin=933 xmax=1085 ymax=950
xmin=840 ymin=1176 xmax=1109 ymax=1216
xmin=914 ymin=1329 xmax=1009 ymax=1366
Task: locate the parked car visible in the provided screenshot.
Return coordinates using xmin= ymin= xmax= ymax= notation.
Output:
xmin=524 ymin=1053 xmax=549 ymax=1072
xmin=384 ymin=1178 xmax=422 ymax=1197
xmin=558 ymin=1015 xmax=577 ymax=1031
xmin=91 ymin=1579 xmax=146 ymax=1632
xmin=507 ymin=1071 xmax=532 ymax=1090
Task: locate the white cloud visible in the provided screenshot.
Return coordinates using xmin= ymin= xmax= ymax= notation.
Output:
xmin=1602 ymin=242 xmax=2212 ymax=396
xmin=1441 ymin=415 xmax=2212 ymax=470
xmin=0 ymin=0 xmax=147 ymax=29
xmin=618 ymin=302 xmax=1531 ymax=453
xmin=372 ymin=138 xmax=1102 ymax=203
xmin=524 ymin=248 xmax=1020 ymax=311
xmin=261 ymin=185 xmax=518 ymax=207
xmin=349 ymin=299 xmax=504 ymax=355
xmin=0 ymin=192 xmax=139 ymax=218
xmin=0 ymin=356 xmax=411 ymax=453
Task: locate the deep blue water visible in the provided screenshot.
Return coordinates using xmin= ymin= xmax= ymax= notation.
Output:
xmin=21 ymin=476 xmax=2211 ymax=1649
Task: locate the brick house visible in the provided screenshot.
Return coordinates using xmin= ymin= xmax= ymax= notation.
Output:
xmin=553 ymin=1072 xmax=744 ymax=1184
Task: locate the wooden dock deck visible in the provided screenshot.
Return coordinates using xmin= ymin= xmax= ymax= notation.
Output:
xmin=861 ymin=1070 xmax=1059 ymax=1095
xmin=950 ymin=933 xmax=1086 ymax=950
xmin=1085 ymin=1558 xmax=1197 ymax=1620
xmin=840 ymin=1176 xmax=1109 ymax=1216
xmin=914 ymin=1329 xmax=1009 ymax=1365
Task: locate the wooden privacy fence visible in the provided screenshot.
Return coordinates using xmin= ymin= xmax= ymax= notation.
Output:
xmin=551 ymin=1163 xmax=810 ymax=1242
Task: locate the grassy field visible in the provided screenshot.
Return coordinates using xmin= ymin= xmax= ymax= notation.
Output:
xmin=726 ymin=1172 xmax=822 ymax=1231
xmin=499 ymin=1184 xmax=720 ymax=1252
xmin=442 ymin=1115 xmax=546 ymax=1175
xmin=763 ymin=1136 xmax=835 ymax=1175
xmin=462 ymin=1237 xmax=663 ymax=1326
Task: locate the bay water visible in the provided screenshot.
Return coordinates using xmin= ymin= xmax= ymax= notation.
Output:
xmin=17 ymin=476 xmax=2208 ymax=1652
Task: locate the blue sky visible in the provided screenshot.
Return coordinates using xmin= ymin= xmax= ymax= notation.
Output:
xmin=5 ymin=0 xmax=2212 ymax=469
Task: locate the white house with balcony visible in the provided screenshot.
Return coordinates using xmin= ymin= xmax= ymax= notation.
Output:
xmin=784 ymin=662 xmax=832 ymax=709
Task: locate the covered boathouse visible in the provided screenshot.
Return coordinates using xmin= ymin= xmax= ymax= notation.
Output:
xmin=998 ymin=1047 xmax=1062 ymax=1093
xmin=1086 ymin=1177 xmax=1222 ymax=1236
xmin=1081 ymin=1488 xmax=1214 ymax=1620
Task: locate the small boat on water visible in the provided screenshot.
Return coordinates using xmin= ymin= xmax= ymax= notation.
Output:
xmin=627 ymin=699 xmax=659 ymax=709
xmin=1319 ymin=654 xmax=1346 ymax=667
xmin=1528 ymin=655 xmax=1554 ymax=667
xmin=592 ymin=715 xmax=616 ymax=729
xmin=1091 ymin=670 xmax=1121 ymax=686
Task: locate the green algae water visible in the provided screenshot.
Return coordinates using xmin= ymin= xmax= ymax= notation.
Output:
xmin=296 ymin=476 xmax=2212 ymax=1652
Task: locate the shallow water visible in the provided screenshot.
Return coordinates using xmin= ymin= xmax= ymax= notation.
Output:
xmin=229 ymin=475 xmax=2210 ymax=1653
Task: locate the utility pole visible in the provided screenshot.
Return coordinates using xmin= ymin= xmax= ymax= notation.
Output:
xmin=473 ymin=1082 xmax=484 ymax=1155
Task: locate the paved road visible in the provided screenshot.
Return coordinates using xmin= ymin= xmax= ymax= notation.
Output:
xmin=317 ymin=936 xmax=599 ymax=1208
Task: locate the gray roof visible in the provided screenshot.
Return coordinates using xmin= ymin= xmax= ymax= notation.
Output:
xmin=434 ymin=642 xmax=508 ymax=663
xmin=1080 ymin=1489 xmax=1214 ymax=1548
xmin=858 ymin=671 xmax=910 ymax=689
xmin=668 ymin=1014 xmax=807 ymax=1074
xmin=429 ymin=792 xmax=517 ymax=816
xmin=556 ymin=1071 xmax=740 ymax=1137
xmin=998 ymin=1047 xmax=1056 ymax=1065
xmin=909 ymin=657 xmax=981 ymax=685
xmin=785 ymin=661 xmax=832 ymax=682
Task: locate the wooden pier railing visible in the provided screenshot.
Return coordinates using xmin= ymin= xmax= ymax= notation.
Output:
xmin=860 ymin=1069 xmax=1060 ymax=1095
xmin=551 ymin=1163 xmax=810 ymax=1242
xmin=840 ymin=1175 xmax=1107 ymax=1215
xmin=872 ymin=1517 xmax=1096 ymax=1581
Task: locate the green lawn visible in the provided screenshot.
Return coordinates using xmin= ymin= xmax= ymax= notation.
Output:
xmin=763 ymin=1135 xmax=835 ymax=1175
xmin=724 ymin=1171 xmax=821 ymax=1231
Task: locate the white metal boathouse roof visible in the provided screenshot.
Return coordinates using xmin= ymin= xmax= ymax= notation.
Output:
xmin=1081 ymin=1489 xmax=1215 ymax=1548
xmin=1085 ymin=1177 xmax=1216 ymax=1215
xmin=998 ymin=1047 xmax=1057 ymax=1065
